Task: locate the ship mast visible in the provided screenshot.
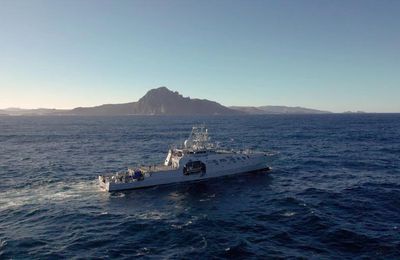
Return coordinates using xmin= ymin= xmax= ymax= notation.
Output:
xmin=184 ymin=125 xmax=213 ymax=151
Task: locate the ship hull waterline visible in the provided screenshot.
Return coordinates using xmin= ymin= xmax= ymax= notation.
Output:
xmin=100 ymin=165 xmax=271 ymax=192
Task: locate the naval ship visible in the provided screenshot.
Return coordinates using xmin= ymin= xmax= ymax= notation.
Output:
xmin=99 ymin=125 xmax=273 ymax=192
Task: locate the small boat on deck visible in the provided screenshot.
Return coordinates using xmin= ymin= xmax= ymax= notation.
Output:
xmin=98 ymin=125 xmax=274 ymax=192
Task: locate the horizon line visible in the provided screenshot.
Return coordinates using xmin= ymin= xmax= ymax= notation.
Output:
xmin=2 ymin=105 xmax=400 ymax=114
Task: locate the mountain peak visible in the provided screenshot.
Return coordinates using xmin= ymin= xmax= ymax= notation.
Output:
xmin=134 ymin=87 xmax=239 ymax=115
xmin=140 ymin=86 xmax=182 ymax=102
xmin=148 ymin=86 xmax=172 ymax=93
xmin=146 ymin=86 xmax=177 ymax=95
xmin=154 ymin=86 xmax=170 ymax=91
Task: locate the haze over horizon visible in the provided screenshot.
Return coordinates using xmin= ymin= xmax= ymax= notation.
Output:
xmin=1 ymin=0 xmax=400 ymax=113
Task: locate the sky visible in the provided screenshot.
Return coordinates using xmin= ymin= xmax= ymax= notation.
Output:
xmin=0 ymin=0 xmax=399 ymax=112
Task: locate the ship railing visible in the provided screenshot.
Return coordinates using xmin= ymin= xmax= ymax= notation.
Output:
xmin=100 ymin=169 xmax=148 ymax=184
xmin=139 ymin=164 xmax=177 ymax=173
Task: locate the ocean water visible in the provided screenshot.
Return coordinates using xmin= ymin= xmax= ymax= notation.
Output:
xmin=0 ymin=114 xmax=399 ymax=259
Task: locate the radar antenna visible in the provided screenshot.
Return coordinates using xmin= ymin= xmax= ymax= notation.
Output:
xmin=184 ymin=125 xmax=214 ymax=150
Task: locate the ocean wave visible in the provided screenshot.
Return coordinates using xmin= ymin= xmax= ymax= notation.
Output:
xmin=1 ymin=115 xmax=399 ymax=258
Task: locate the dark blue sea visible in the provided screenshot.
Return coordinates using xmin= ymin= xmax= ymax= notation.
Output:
xmin=0 ymin=114 xmax=399 ymax=259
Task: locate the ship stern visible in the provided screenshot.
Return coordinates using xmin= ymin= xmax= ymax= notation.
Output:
xmin=98 ymin=176 xmax=110 ymax=191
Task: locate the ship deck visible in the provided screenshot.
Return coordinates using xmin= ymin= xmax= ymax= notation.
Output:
xmin=137 ymin=165 xmax=176 ymax=173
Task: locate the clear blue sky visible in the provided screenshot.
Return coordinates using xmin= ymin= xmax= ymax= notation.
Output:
xmin=1 ymin=0 xmax=399 ymax=112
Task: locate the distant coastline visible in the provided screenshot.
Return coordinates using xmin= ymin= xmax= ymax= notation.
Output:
xmin=0 ymin=87 xmax=382 ymax=116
